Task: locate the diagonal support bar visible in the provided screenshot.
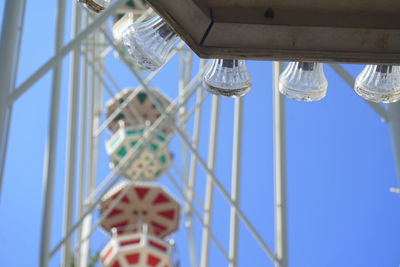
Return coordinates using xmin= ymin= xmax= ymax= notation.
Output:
xmin=9 ymin=0 xmax=128 ymax=104
xmin=387 ymin=102 xmax=400 ymax=189
xmin=39 ymin=0 xmax=66 ymax=266
xmin=328 ymin=63 xmax=390 ymax=122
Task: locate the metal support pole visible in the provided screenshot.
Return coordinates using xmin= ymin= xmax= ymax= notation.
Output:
xmin=200 ymin=95 xmax=220 ymax=267
xmin=273 ymin=62 xmax=288 ymax=267
xmin=178 ymin=50 xmax=193 ymax=182
xmin=0 ymin=0 xmax=26 ymax=201
xmin=387 ymin=102 xmax=400 ymax=188
xmin=39 ymin=0 xmax=66 ymax=266
xmin=185 ymin=61 xmax=205 ymax=267
xmin=178 ymin=51 xmax=198 ymax=267
xmin=79 ymin=27 xmax=103 ymax=267
xmin=77 ymin=12 xmax=89 ymax=267
xmin=79 ymin=26 xmax=97 ymax=267
xmin=0 ymin=0 xmax=23 ymax=200
xmin=229 ymin=97 xmax=244 ymax=267
xmin=61 ymin=2 xmax=81 ymax=266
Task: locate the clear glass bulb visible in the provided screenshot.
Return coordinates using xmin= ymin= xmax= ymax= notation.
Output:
xmin=78 ymin=0 xmax=110 ymax=13
xmin=122 ymin=15 xmax=179 ymax=71
xmin=354 ymin=65 xmax=400 ymax=103
xmin=279 ymin=62 xmax=328 ymax=101
xmin=203 ymin=59 xmax=252 ymax=97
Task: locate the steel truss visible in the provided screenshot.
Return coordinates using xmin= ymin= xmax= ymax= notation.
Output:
xmin=1 ymin=1 xmax=400 ymax=267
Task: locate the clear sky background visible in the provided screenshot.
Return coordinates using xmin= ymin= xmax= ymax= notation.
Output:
xmin=0 ymin=1 xmax=399 ymax=267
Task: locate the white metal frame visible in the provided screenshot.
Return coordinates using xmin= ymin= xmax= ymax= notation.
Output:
xmin=1 ymin=1 xmax=400 ymax=267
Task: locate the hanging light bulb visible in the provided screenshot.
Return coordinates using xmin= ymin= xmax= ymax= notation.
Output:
xmin=78 ymin=0 xmax=110 ymax=13
xmin=203 ymin=59 xmax=252 ymax=97
xmin=122 ymin=15 xmax=179 ymax=71
xmin=279 ymin=62 xmax=328 ymax=101
xmin=354 ymin=65 xmax=400 ymax=103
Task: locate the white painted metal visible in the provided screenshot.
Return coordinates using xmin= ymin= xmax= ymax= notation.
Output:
xmin=85 ymin=58 xmax=201 ymax=205
xmin=200 ymin=95 xmax=220 ymax=267
xmin=390 ymin=187 xmax=400 ymax=194
xmin=59 ymin=77 xmax=208 ymax=259
xmin=8 ymin=0 xmax=128 ymax=105
xmin=0 ymin=2 xmax=280 ymax=267
xmin=185 ymin=61 xmax=206 ymax=267
xmin=61 ymin=2 xmax=82 ymax=267
xmin=128 ymin=61 xmax=279 ymax=263
xmin=0 ymin=0 xmax=26 ymax=200
xmin=328 ymin=63 xmax=389 ymax=122
xmin=50 ymin=65 xmax=207 ymax=258
xmin=79 ymin=22 xmax=99 ymax=267
xmin=139 ymin=83 xmax=279 ymax=264
xmin=178 ymin=51 xmax=199 ymax=267
xmin=178 ymin=50 xmax=189 ymax=180
xmin=388 ymin=102 xmax=400 ymax=188
xmin=4 ymin=2 xmax=400 ymax=267
xmin=328 ymin=63 xmax=400 ymax=190
xmin=166 ymin=171 xmax=230 ymax=261
xmin=0 ymin=0 xmax=23 ymax=199
xmin=76 ymin=12 xmax=89 ymax=267
xmin=39 ymin=0 xmax=66 ymax=267
xmin=273 ymin=62 xmax=288 ymax=267
xmin=229 ymin=97 xmax=243 ymax=267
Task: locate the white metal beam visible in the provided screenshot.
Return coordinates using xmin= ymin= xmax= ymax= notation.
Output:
xmin=200 ymin=95 xmax=220 ymax=267
xmin=273 ymin=62 xmax=288 ymax=267
xmin=0 ymin=0 xmax=23 ymax=200
xmin=387 ymin=102 xmax=400 ymax=188
xmin=39 ymin=0 xmax=66 ymax=266
xmin=229 ymin=97 xmax=244 ymax=267
xmin=0 ymin=0 xmax=26 ymax=200
xmin=61 ymin=2 xmax=81 ymax=266
xmin=186 ymin=74 xmax=203 ymax=267
xmin=79 ymin=25 xmax=103 ymax=267
xmin=76 ymin=12 xmax=89 ymax=267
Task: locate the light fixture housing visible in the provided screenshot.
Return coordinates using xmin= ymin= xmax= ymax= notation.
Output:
xmin=279 ymin=62 xmax=328 ymax=101
xmin=122 ymin=15 xmax=179 ymax=71
xmin=354 ymin=65 xmax=400 ymax=103
xmin=203 ymin=59 xmax=252 ymax=97
xmin=145 ymin=0 xmax=400 ymax=63
xmin=78 ymin=0 xmax=110 ymax=13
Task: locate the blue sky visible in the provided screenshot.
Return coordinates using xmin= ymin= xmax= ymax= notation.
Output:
xmin=0 ymin=1 xmax=399 ymax=267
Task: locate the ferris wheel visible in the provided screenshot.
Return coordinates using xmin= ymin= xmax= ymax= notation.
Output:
xmin=1 ymin=0 xmax=400 ymax=267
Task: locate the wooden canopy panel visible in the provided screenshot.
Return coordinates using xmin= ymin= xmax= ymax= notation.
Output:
xmin=198 ymin=0 xmax=400 ymax=14
xmin=147 ymin=0 xmax=400 ymax=63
